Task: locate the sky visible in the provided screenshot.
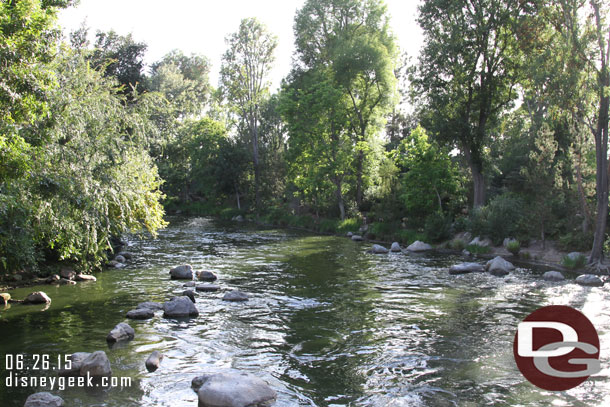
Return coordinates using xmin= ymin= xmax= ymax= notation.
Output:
xmin=58 ymin=0 xmax=423 ymax=91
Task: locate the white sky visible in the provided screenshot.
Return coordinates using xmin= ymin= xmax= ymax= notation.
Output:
xmin=58 ymin=0 xmax=423 ymax=91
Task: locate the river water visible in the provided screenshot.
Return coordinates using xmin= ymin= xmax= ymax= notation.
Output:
xmin=1 ymin=217 xmax=609 ymax=406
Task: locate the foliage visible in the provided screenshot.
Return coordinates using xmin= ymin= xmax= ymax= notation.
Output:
xmin=448 ymin=238 xmax=466 ymax=251
xmin=467 ymin=194 xmax=526 ymax=246
xmin=561 ymin=254 xmax=587 ymax=270
xmin=424 ymin=212 xmax=452 ymax=243
xmin=507 ymin=240 xmax=521 ymax=256
xmin=465 ymin=244 xmax=492 ymax=255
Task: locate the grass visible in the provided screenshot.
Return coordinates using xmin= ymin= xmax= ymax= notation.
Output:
xmin=561 ymin=253 xmax=587 ymax=270
xmin=465 ymin=244 xmax=492 ymax=255
xmin=506 ymin=240 xmax=521 ymax=255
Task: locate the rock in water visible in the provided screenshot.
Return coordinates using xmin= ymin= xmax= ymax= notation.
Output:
xmin=449 ymin=263 xmax=485 ymax=275
xmin=195 ymin=371 xmax=276 ymax=407
xmin=351 ymin=235 xmax=364 ymax=241
xmin=575 ymin=274 xmax=604 ymax=287
xmin=196 ymin=284 xmax=220 ymax=292
xmin=169 ymin=265 xmax=193 ymax=280
xmin=223 ymin=291 xmax=249 ymax=302
xmin=24 ymin=392 xmax=64 ymax=407
xmin=59 ymin=268 xmax=75 ymax=280
xmin=114 ymin=255 xmax=126 ymax=263
xmin=136 ymin=302 xmax=164 ymax=311
xmin=163 ymin=296 xmax=199 ymax=318
xmin=126 ymin=308 xmax=154 ymax=320
xmin=24 ymin=292 xmax=51 ymax=304
xmin=406 ymin=241 xmax=433 ymax=252
xmin=390 ymin=242 xmax=401 ymax=252
xmin=197 ymin=271 xmax=218 ymax=282
xmin=371 ymin=244 xmax=389 ymax=254
xmin=542 ymin=271 xmax=565 ymax=282
xmin=0 ymin=293 xmax=10 ymax=305
xmin=182 ymin=290 xmax=196 ymax=303
xmin=106 ymin=322 xmax=135 ymax=343
xmin=58 ymin=352 xmax=91 ymax=377
xmin=145 ymin=351 xmax=164 ymax=372
xmin=74 ymin=273 xmax=96 ymax=282
xmin=485 ymin=256 xmax=515 ymax=277
xmin=79 ymin=351 xmax=112 ymax=378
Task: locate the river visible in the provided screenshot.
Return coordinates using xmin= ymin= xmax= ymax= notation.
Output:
xmin=1 ymin=217 xmax=609 ymax=406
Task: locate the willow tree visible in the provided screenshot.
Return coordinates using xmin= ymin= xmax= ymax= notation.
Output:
xmin=220 ymin=18 xmax=277 ymax=213
xmin=294 ymin=0 xmax=398 ymax=207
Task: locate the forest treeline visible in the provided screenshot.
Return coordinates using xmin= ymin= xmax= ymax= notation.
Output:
xmin=1 ymin=0 xmax=610 ymax=275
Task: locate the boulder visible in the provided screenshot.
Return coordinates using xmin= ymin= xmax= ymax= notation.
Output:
xmin=0 ymin=293 xmax=10 ymax=305
xmin=542 ymin=271 xmax=565 ymax=282
xmin=137 ymin=301 xmax=164 ymax=311
xmin=222 ymin=291 xmax=249 ymax=302
xmin=45 ymin=274 xmax=60 ymax=284
xmin=197 ymin=271 xmax=218 ymax=282
xmin=469 ymin=236 xmax=493 ymax=247
xmin=485 ymin=256 xmax=515 ymax=277
xmin=24 ymin=392 xmax=64 ymax=407
xmin=58 ymin=278 xmax=76 ymax=285
xmin=107 ymin=260 xmax=125 ymax=269
xmin=58 ymin=352 xmax=91 ymax=377
xmin=449 ymin=262 xmax=485 ymax=275
xmin=351 ymin=235 xmax=364 ymax=242
xmin=163 ymin=296 xmax=199 ymax=318
xmin=182 ymin=290 xmax=196 ymax=303
xmin=114 ymin=255 xmax=126 ymax=263
xmin=79 ymin=351 xmax=111 ymax=378
xmin=390 ymin=242 xmax=401 ymax=252
xmin=118 ymin=252 xmax=133 ymax=260
xmin=59 ymin=268 xmax=75 ymax=280
xmin=106 ymin=322 xmax=135 ymax=343
xmin=406 ymin=241 xmax=433 ymax=252
xmin=346 ymin=232 xmax=353 ymax=237
xmin=24 ymin=292 xmax=51 ymax=304
xmin=371 ymin=244 xmax=389 ymax=254
xmin=74 ymin=273 xmax=96 ymax=282
xmin=195 ymin=371 xmax=276 ymax=407
xmin=145 ymin=351 xmax=164 ymax=372
xmin=196 ymin=284 xmax=220 ymax=292
xmin=575 ymin=274 xmax=604 ymax=287
xmin=126 ymin=308 xmax=154 ymax=320
xmin=169 ymin=265 xmax=193 ymax=280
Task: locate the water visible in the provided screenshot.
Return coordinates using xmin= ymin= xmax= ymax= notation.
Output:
xmin=1 ymin=217 xmax=609 ymax=406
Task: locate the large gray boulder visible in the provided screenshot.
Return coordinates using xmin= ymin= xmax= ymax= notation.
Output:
xmin=406 ymin=241 xmax=433 ymax=252
xmin=163 ymin=296 xmax=199 ymax=318
xmin=223 ymin=291 xmax=249 ymax=302
xmin=351 ymin=235 xmax=364 ymax=242
xmin=126 ymin=308 xmax=154 ymax=320
xmin=371 ymin=244 xmax=389 ymax=254
xmin=106 ymin=322 xmax=135 ymax=343
xmin=543 ymin=271 xmax=565 ymax=282
xmin=24 ymin=292 xmax=51 ymax=304
xmin=575 ymin=274 xmax=604 ymax=287
xmin=390 ymin=242 xmax=401 ymax=252
xmin=137 ymin=301 xmax=164 ymax=311
xmin=196 ymin=284 xmax=220 ymax=292
xmin=24 ymin=392 xmax=64 ymax=407
xmin=469 ymin=236 xmax=492 ymax=247
xmin=79 ymin=351 xmax=112 ymax=378
xmin=197 ymin=271 xmax=218 ymax=282
xmin=169 ymin=265 xmax=193 ymax=280
xmin=194 ymin=371 xmax=276 ymax=407
xmin=145 ymin=351 xmax=164 ymax=372
xmin=449 ymin=262 xmax=485 ymax=275
xmin=58 ymin=352 xmax=91 ymax=377
xmin=485 ymin=256 xmax=515 ymax=277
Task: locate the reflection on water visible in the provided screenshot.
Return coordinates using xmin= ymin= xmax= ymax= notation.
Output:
xmin=1 ymin=217 xmax=609 ymax=406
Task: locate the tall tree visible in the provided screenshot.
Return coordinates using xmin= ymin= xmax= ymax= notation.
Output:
xmin=220 ymin=18 xmax=277 ymax=214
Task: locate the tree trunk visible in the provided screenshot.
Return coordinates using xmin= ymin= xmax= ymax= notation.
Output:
xmin=576 ymin=152 xmax=590 ymax=234
xmin=252 ymin=116 xmax=261 ymax=215
xmin=471 ymin=164 xmax=486 ymax=208
xmin=356 ymin=149 xmax=364 ymax=207
xmin=335 ymin=178 xmax=345 ymax=220
xmin=235 ymin=185 xmax=241 ymax=210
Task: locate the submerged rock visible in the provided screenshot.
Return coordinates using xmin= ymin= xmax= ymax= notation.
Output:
xmin=542 ymin=271 xmax=565 ymax=282
xmin=58 ymin=352 xmax=91 ymax=377
xmin=222 ymin=291 xmax=249 ymax=302
xmin=169 ymin=265 xmax=193 ymax=280
xmin=575 ymin=274 xmax=604 ymax=287
xmin=390 ymin=242 xmax=401 ymax=252
xmin=24 ymin=292 xmax=51 ymax=304
xmin=79 ymin=351 xmax=112 ymax=378
xmin=485 ymin=256 xmax=515 ymax=277
xmin=145 ymin=351 xmax=164 ymax=372
xmin=126 ymin=308 xmax=154 ymax=320
xmin=24 ymin=392 xmax=64 ymax=407
xmin=194 ymin=371 xmax=276 ymax=407
xmin=196 ymin=284 xmax=220 ymax=292
xmin=197 ymin=271 xmax=218 ymax=282
xmin=163 ymin=296 xmax=199 ymax=318
xmin=449 ymin=262 xmax=485 ymax=275
xmin=370 ymin=244 xmax=389 ymax=254
xmin=406 ymin=241 xmax=433 ymax=252
xmin=106 ymin=322 xmax=135 ymax=343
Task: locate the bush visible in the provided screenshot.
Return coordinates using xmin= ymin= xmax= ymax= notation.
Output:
xmin=559 ymin=231 xmax=594 ymax=252
xmin=561 ymin=253 xmax=587 ymax=270
xmin=368 ymin=222 xmax=401 ymax=241
xmin=448 ymin=238 xmax=466 ymax=251
xmin=467 ymin=194 xmax=526 ymax=245
xmin=507 ymin=240 xmax=521 ymax=256
xmin=396 ymin=229 xmax=427 ymax=245
xmin=219 ymin=207 xmax=244 ymax=220
xmin=336 ymin=218 xmax=362 ymax=234
xmin=424 ymin=212 xmax=452 ymax=243
xmin=319 ymin=219 xmax=339 ymax=234
xmin=465 ymin=244 xmax=491 ymax=255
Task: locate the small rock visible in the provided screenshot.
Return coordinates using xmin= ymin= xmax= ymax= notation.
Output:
xmin=163 ymin=296 xmax=199 ymax=318
xmin=351 ymin=235 xmax=364 ymax=241
xmin=346 ymin=232 xmax=353 ymax=237
xmin=182 ymin=290 xmax=196 ymax=303
xmin=575 ymin=274 xmax=604 ymax=287
xmin=58 ymin=352 xmax=91 ymax=377
xmin=45 ymin=274 xmax=60 ymax=284
xmin=196 ymin=371 xmax=276 ymax=407
xmin=107 ymin=260 xmax=125 ymax=269
xmin=196 ymin=284 xmax=220 ymax=292
xmin=223 ymin=291 xmax=249 ymax=302
xmin=59 ymin=268 xmax=75 ymax=280
xmin=449 ymin=262 xmax=485 ymax=275
xmin=183 ymin=281 xmax=196 ymax=287
xmin=114 ymin=255 xmax=126 ymax=263
xmin=145 ymin=351 xmax=164 ymax=372
xmin=197 ymin=271 xmax=218 ymax=282
xmin=126 ymin=308 xmax=154 ymax=320
xmin=390 ymin=242 xmax=401 ymax=252
xmin=370 ymin=244 xmax=389 ymax=254
xmin=24 ymin=392 xmax=64 ymax=407
xmin=58 ymin=278 xmax=76 ymax=285
xmin=136 ymin=301 xmax=164 ymax=311
xmin=462 ymin=249 xmax=471 ymax=256
xmin=0 ymin=293 xmax=10 ymax=305
xmin=24 ymin=292 xmax=51 ymax=304
xmin=118 ymin=252 xmax=133 ymax=260
xmin=169 ymin=265 xmax=193 ymax=280
xmin=106 ymin=322 xmax=135 ymax=343
xmin=469 ymin=236 xmax=492 ymax=247
xmin=75 ymin=273 xmax=96 ymax=282
xmin=542 ymin=271 xmax=565 ymax=281
xmin=79 ymin=351 xmax=112 ymax=378
xmin=485 ymin=256 xmax=515 ymax=277
xmin=406 ymin=241 xmax=433 ymax=252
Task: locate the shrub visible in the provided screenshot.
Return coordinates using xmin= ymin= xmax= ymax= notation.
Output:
xmin=465 ymin=244 xmax=491 ymax=255
xmin=559 ymin=231 xmax=594 ymax=252
xmin=448 ymin=238 xmax=466 ymax=251
xmin=507 ymin=240 xmax=521 ymax=256
xmin=319 ymin=219 xmax=339 ymax=234
xmin=336 ymin=218 xmax=362 ymax=234
xmin=424 ymin=212 xmax=452 ymax=243
xmin=467 ymin=194 xmax=526 ymax=245
xmin=368 ymin=222 xmax=401 ymax=241
xmin=561 ymin=253 xmax=587 ymax=270
xmin=397 ymin=229 xmax=427 ymax=245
